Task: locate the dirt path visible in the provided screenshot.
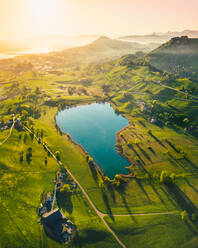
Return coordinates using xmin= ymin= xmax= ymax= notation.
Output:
xmin=151 ymin=81 xmax=198 ymax=100
xmin=0 ymin=117 xmax=15 ymax=146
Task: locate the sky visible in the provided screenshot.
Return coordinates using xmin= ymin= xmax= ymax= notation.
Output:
xmin=0 ymin=0 xmax=198 ymax=40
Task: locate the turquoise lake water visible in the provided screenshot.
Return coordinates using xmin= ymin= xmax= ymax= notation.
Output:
xmin=56 ymin=102 xmax=130 ymax=178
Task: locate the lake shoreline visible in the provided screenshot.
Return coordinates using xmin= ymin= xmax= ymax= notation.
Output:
xmin=55 ymin=100 xmax=132 ymax=179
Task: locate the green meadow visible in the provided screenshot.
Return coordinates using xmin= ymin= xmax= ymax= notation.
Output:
xmin=0 ymin=47 xmax=198 ymax=248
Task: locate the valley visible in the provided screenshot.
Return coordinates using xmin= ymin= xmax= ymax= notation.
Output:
xmin=0 ymin=35 xmax=198 ymax=248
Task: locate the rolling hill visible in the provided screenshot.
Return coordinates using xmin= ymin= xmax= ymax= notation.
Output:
xmin=50 ymin=36 xmax=159 ymax=64
xmin=119 ymin=29 xmax=198 ymax=44
xmin=140 ymin=36 xmax=198 ymax=79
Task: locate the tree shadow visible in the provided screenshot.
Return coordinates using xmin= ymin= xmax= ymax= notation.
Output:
xmin=167 ymin=157 xmax=181 ymax=168
xmin=138 ymin=120 xmax=146 ymax=128
xmin=184 ymin=219 xmax=198 ymax=235
xmin=148 ymin=132 xmax=167 ymax=149
xmin=106 ymin=184 xmax=116 ymax=204
xmin=73 ymin=229 xmax=108 ymax=246
xmin=115 ymin=186 xmax=137 ymax=223
xmin=120 ymin=193 xmax=137 ymax=223
xmin=136 ymin=143 xmax=152 ymax=162
xmin=121 ymin=135 xmax=127 ymax=143
xmin=56 ymin=191 xmax=73 ymax=214
xmin=72 ymin=230 xmax=82 ymax=248
xmin=165 ymin=183 xmax=198 ymax=217
xmin=101 ymin=189 xmax=115 ymax=222
xmin=159 ymin=185 xmax=179 ymax=209
xmin=135 ymin=179 xmax=152 ymax=203
xmin=148 ymin=146 xmax=156 ymax=155
xmin=184 ymin=178 xmax=198 ymax=195
xmin=88 ymin=163 xmax=98 ymax=182
xmin=185 ymin=158 xmax=198 ymax=172
xmin=150 ymin=183 xmax=169 ymax=210
xmin=165 ymin=139 xmax=179 ymax=153
xmin=129 ymin=144 xmax=146 ymax=166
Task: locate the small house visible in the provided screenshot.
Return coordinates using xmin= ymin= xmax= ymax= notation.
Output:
xmin=151 ymin=117 xmax=157 ymax=124
xmin=42 ymin=208 xmax=71 ymax=243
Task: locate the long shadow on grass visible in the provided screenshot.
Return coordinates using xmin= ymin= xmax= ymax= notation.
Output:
xmin=148 ymin=132 xmax=167 ymax=149
xmin=129 ymin=144 xmax=146 ymax=166
xmin=184 ymin=178 xmax=198 ymax=195
xmin=135 ymin=178 xmax=152 ymax=203
xmin=165 ymin=183 xmax=198 ymax=232
xmin=116 ymin=186 xmax=137 ymax=223
xmin=136 ymin=143 xmax=152 ymax=162
xmin=101 ymin=189 xmax=115 ymax=222
xmin=148 ymin=146 xmax=156 ymax=155
xmin=150 ymin=183 xmax=169 ymax=210
xmin=160 ymin=185 xmax=179 ymax=209
xmin=73 ymin=229 xmax=108 ymax=248
xmin=138 ymin=120 xmax=146 ymax=128
xmin=185 ymin=158 xmax=198 ymax=171
xmin=106 ymin=184 xmax=116 ymax=204
xmin=166 ymin=183 xmax=198 ymax=216
xmin=165 ymin=139 xmax=179 ymax=153
xmin=56 ymin=191 xmax=73 ymax=214
xmin=168 ymin=155 xmax=198 ymax=173
xmin=88 ymin=163 xmax=98 ymax=181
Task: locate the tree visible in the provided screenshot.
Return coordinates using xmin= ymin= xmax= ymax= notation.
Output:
xmin=23 ymin=133 xmax=28 ymax=144
xmin=21 ymin=110 xmax=28 ymax=120
xmin=35 ymin=87 xmax=40 ymax=95
xmin=41 ymin=130 xmax=44 ymax=138
xmin=181 ymin=210 xmax=188 ymax=221
xmin=160 ymin=171 xmax=173 ymax=184
xmin=60 ymin=184 xmax=71 ymax=193
xmin=26 ymin=147 xmax=32 ymax=164
xmin=191 ymin=213 xmax=196 ymax=221
xmin=55 ymin=151 xmax=61 ymax=161
xmin=20 ymin=151 xmax=23 ymax=163
xmin=86 ymin=155 xmax=94 ymax=165
xmin=45 ymin=157 xmax=47 ymax=167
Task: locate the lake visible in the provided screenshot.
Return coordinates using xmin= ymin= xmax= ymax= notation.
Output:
xmin=56 ymin=102 xmax=130 ymax=178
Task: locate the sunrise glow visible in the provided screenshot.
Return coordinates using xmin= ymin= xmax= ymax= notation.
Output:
xmin=0 ymin=0 xmax=197 ymax=40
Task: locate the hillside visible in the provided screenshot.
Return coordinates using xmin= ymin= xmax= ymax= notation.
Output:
xmin=141 ymin=36 xmax=198 ymax=79
xmin=0 ymin=36 xmax=159 ymax=70
xmin=51 ymin=36 xmax=159 ymax=64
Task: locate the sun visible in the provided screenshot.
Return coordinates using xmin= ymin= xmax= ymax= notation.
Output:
xmin=29 ymin=0 xmax=56 ymax=26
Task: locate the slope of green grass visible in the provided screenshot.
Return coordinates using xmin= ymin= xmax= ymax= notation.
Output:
xmin=105 ymin=215 xmax=198 ymax=248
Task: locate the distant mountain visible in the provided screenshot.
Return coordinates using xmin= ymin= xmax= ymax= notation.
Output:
xmin=140 ymin=36 xmax=198 ymax=79
xmin=52 ymin=36 xmax=159 ymax=64
xmin=119 ymin=30 xmax=198 ymax=44
xmin=0 ymin=36 xmax=160 ymax=70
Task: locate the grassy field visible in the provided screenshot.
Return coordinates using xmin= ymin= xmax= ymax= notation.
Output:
xmin=105 ymin=215 xmax=198 ymax=248
xmin=0 ymin=56 xmax=198 ymax=248
xmin=0 ymin=128 xmax=119 ymax=248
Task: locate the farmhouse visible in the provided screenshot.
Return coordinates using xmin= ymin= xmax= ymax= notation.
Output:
xmin=42 ymin=208 xmax=75 ymax=243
